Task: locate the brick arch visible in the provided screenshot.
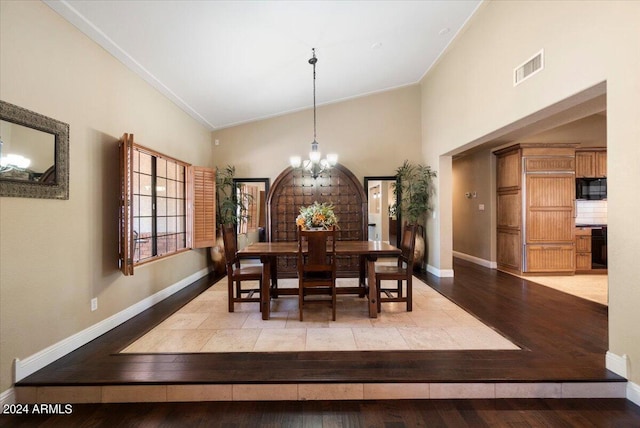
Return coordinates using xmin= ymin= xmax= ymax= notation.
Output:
xmin=267 ymin=163 xmax=367 ymax=277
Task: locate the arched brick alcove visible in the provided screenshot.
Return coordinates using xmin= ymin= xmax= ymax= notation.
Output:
xmin=267 ymin=164 xmax=367 ymax=277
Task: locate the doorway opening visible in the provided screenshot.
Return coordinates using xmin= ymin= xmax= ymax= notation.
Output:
xmin=450 ymin=82 xmax=608 ymax=305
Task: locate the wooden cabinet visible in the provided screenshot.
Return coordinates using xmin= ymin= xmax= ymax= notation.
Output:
xmin=496 ymin=146 xmax=522 ymax=274
xmin=576 ymin=149 xmax=606 ymax=178
xmin=526 ymin=244 xmax=575 ymax=273
xmin=575 ymin=227 xmax=592 ymax=272
xmin=595 ymin=151 xmax=607 ymax=177
xmin=495 ymin=143 xmax=577 ymax=275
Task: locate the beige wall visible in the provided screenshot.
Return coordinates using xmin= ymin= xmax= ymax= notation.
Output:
xmin=421 ymin=0 xmax=640 ymax=384
xmin=452 ymin=149 xmax=494 ymax=262
xmin=211 ymin=85 xmax=422 ymax=182
xmin=517 ymin=114 xmax=607 ymax=147
xmin=0 ymin=2 xmax=213 ymax=393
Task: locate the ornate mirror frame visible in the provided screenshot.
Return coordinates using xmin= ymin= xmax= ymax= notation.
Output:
xmin=0 ymin=100 xmax=69 ymax=199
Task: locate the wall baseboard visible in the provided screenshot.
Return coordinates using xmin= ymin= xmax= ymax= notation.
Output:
xmin=605 ymin=351 xmax=640 ymax=406
xmin=453 ymin=251 xmax=497 ymax=269
xmin=14 ymin=267 xmax=211 ymax=383
xmin=628 ymin=380 xmax=640 ymax=407
xmin=426 ymin=264 xmax=454 ymax=278
xmin=0 ymin=387 xmax=15 ymax=407
xmin=606 ymin=351 xmax=628 ymax=378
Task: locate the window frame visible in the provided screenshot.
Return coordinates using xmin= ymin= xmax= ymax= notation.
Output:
xmin=119 ymin=133 xmax=215 ymax=275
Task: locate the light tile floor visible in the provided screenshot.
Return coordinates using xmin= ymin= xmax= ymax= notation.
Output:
xmin=522 ymin=274 xmax=608 ymax=306
xmin=121 ymin=277 xmax=519 ymax=353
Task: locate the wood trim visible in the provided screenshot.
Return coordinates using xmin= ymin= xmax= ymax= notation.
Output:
xmin=118 ymin=133 xmax=134 ymax=276
xmin=192 ymin=166 xmax=216 ymax=248
xmin=129 ymin=142 xmax=192 ymax=167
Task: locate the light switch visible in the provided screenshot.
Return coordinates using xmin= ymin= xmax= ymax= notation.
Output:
xmin=478 ymin=204 xmax=485 ymax=211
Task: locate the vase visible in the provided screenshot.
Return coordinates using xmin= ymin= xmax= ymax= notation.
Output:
xmin=413 ymin=224 xmax=425 ymax=271
xmin=414 ymin=234 xmax=425 ymax=270
xmin=209 ymin=229 xmax=227 ymax=275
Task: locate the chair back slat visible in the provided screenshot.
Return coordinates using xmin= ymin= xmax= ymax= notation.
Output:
xmin=400 ymin=223 xmax=418 ymax=266
xmin=222 ymin=224 xmax=239 ymax=267
xmin=297 ymin=226 xmax=336 ymax=273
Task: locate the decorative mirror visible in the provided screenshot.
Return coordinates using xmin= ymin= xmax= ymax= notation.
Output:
xmin=232 ymin=178 xmax=270 ymax=250
xmin=364 ymin=176 xmax=401 ymax=247
xmin=0 ymin=100 xmax=69 ymax=199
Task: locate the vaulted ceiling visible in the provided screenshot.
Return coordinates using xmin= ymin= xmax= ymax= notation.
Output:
xmin=45 ymin=0 xmax=481 ymax=130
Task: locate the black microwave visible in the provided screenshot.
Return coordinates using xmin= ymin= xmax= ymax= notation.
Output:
xmin=576 ymin=178 xmax=607 ymax=200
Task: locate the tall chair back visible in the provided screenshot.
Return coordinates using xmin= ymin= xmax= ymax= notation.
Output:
xmin=222 ymin=224 xmax=239 ymax=268
xmin=222 ymin=224 xmax=262 ymax=312
xmin=375 ymin=222 xmax=418 ymax=312
xmin=297 ymin=226 xmax=337 ymax=321
xmin=398 ymin=222 xmax=418 ymax=271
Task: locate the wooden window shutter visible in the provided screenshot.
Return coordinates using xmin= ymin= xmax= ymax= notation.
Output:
xmin=191 ymin=166 xmax=216 ymax=248
xmin=118 ymin=133 xmax=134 ymax=275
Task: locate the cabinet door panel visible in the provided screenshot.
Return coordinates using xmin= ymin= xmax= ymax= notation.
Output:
xmin=576 ymin=235 xmax=591 ymax=252
xmin=526 ymin=175 xmax=574 ymax=208
xmin=497 ymin=149 xmax=521 ymax=189
xmin=525 ymin=157 xmax=575 ymax=173
xmin=526 ymin=174 xmax=575 ymax=243
xmin=497 ymin=229 xmax=521 ymax=272
xmin=526 ymin=245 xmax=575 ymax=273
xmin=575 ymin=152 xmax=595 ymax=178
xmin=576 ymin=252 xmax=592 ymax=271
xmin=497 ymin=191 xmax=521 ymax=228
xmin=527 ymin=211 xmax=575 ymax=242
xmin=596 ymin=151 xmax=607 ymax=177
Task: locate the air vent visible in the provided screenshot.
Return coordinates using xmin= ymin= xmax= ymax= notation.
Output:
xmin=514 ymin=49 xmax=544 ymax=86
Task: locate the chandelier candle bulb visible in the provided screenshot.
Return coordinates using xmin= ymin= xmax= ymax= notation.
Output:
xmin=309 ymin=150 xmax=321 ymax=163
xmin=290 ymin=156 xmax=302 ymax=168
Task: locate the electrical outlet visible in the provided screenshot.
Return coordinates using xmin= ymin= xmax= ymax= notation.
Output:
xmin=91 ymin=298 xmax=98 ymax=312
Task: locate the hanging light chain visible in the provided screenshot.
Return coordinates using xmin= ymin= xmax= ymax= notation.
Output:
xmin=310 ymin=48 xmax=317 ymax=142
xmin=289 ymin=47 xmax=338 ymax=178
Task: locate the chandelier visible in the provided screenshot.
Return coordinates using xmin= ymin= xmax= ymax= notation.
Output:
xmin=289 ymin=48 xmax=337 ymax=179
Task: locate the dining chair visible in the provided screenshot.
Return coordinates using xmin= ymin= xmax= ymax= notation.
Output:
xmin=222 ymin=224 xmax=262 ymax=312
xmin=297 ymin=226 xmax=337 ymax=321
xmin=375 ymin=223 xmax=418 ymax=312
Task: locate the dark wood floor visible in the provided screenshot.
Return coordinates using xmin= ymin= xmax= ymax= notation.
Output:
xmin=17 ymin=258 xmax=620 ymax=386
xmin=9 ymin=258 xmax=640 ymax=425
xmin=3 ymin=398 xmax=640 ymax=427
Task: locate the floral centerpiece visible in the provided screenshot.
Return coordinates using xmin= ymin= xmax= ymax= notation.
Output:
xmin=296 ymin=201 xmax=339 ymax=230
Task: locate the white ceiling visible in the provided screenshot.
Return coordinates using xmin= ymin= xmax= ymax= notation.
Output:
xmin=45 ymin=0 xmax=481 ymax=130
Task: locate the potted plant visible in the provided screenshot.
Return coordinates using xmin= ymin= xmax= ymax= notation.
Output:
xmin=216 ymin=165 xmax=251 ymax=226
xmin=393 ymin=160 xmax=437 ymax=270
xmin=210 ymin=165 xmax=252 ymax=273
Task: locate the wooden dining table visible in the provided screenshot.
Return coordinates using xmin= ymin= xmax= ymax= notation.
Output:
xmin=237 ymin=241 xmax=401 ymax=320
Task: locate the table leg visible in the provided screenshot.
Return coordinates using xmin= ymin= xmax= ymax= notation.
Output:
xmin=270 ymin=256 xmax=278 ymax=297
xmin=358 ymin=254 xmax=367 ymax=297
xmin=260 ymin=255 xmax=271 ymax=320
xmin=367 ymin=256 xmax=378 ymax=318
